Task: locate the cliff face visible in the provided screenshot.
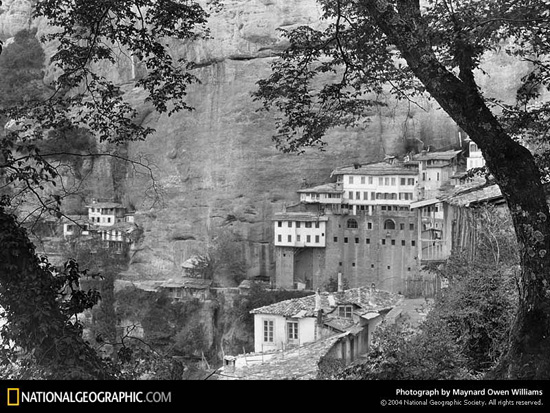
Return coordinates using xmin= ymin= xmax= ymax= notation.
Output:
xmin=0 ymin=1 xmax=531 ymax=282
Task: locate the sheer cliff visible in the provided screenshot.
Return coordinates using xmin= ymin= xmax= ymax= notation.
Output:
xmin=0 ymin=0 xmax=529 ymax=284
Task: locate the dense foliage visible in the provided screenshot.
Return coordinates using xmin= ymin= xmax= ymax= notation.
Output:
xmin=255 ymin=0 xmax=550 ymax=379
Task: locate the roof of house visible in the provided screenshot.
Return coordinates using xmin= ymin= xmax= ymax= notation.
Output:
xmin=413 ymin=149 xmax=462 ymax=161
xmin=439 ymin=182 xmax=503 ymax=207
xmin=250 ymin=286 xmax=402 ymax=317
xmin=297 ymin=183 xmax=343 ymax=194
xmin=218 ymin=332 xmax=351 ymax=380
xmin=85 ymin=202 xmax=124 ymax=209
xmin=331 ymin=161 xmax=418 ymax=177
xmin=272 ymin=212 xmax=329 ymax=222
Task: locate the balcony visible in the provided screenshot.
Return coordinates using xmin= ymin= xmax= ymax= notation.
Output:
xmin=420 ymin=239 xmax=448 ymax=262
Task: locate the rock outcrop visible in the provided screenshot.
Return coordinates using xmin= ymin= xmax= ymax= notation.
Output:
xmin=0 ymin=0 xmax=533 ymax=283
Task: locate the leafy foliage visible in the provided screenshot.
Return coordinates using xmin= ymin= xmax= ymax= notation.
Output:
xmin=0 ymin=28 xmax=47 ymax=109
xmin=0 ymin=0 xmax=215 ymax=379
xmin=0 ymin=209 xmax=112 ymax=379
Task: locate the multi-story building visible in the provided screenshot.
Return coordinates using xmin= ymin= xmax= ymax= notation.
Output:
xmin=272 ymin=148 xmax=481 ymax=296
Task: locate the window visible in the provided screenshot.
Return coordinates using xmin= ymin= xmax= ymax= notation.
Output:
xmin=287 ymin=322 xmax=298 ymax=341
xmin=315 ymin=222 xmax=320 ymax=228
xmin=306 ymin=235 xmax=311 ymax=243
xmin=352 ymin=262 xmax=356 ymax=267
xmin=381 ymin=239 xmax=386 ymax=245
xmin=387 ymin=266 xmax=391 ymax=270
xmin=296 ymin=221 xmax=301 ymax=228
xmin=384 ymin=177 xmax=389 ymax=185
xmin=344 ymin=237 xmax=349 ymax=243
xmin=371 ymin=192 xmax=376 ymax=200
xmin=366 ymin=238 xmax=370 ymax=244
xmin=315 ymin=235 xmax=320 ymax=243
xmin=363 ymin=191 xmax=368 ymax=200
xmin=338 ymin=305 xmax=353 ymax=318
xmin=305 ymin=222 xmax=312 ymax=228
xmin=355 ymin=237 xmax=359 ymax=244
xmin=368 ymin=177 xmax=373 ymax=184
xmin=437 ymin=172 xmax=440 ymax=181
xmin=371 ymin=264 xmax=375 ymax=268
xmin=334 ymin=236 xmax=338 ymax=242
xmin=384 ymin=219 xmax=396 ymax=230
xmin=288 ymin=221 xmax=292 ymax=228
xmin=391 ymin=239 xmax=396 ymax=246
xmin=278 ymin=221 xmax=282 ymax=227
xmin=349 ymin=176 xmax=354 ymax=184
xmin=410 ymin=223 xmax=415 ymax=230
xmin=400 ymin=223 xmax=405 ymax=230
xmin=391 ymin=193 xmax=397 ymax=200
xmin=400 ymin=178 xmax=406 ymax=185
xmin=379 ymin=177 xmax=384 ymax=185
xmin=422 ymin=172 xmax=426 ymax=181
xmin=408 ymin=178 xmax=415 ymax=185
xmin=288 ymin=235 xmax=292 ymax=242
xmin=297 ymin=235 xmax=301 ymax=242
xmin=264 ymin=320 xmax=274 ymax=342
xmin=401 ymin=240 xmax=406 ymax=246
xmin=367 ymin=222 xmax=373 ymax=229
xmin=391 ymin=177 xmax=396 ymax=186
xmin=347 ymin=219 xmax=358 ymax=229
xmin=277 ymin=234 xmax=282 ymax=242
xmin=412 ymin=240 xmax=416 ymax=246
xmin=349 ymin=191 xmax=354 ymax=200
xmin=355 ymin=191 xmax=360 ymax=200
xmin=361 ymin=176 xmax=365 ymax=184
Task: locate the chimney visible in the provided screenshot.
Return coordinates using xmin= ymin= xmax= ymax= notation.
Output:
xmin=314 ymin=289 xmax=323 ymax=326
xmin=337 ymin=272 xmax=344 ymax=292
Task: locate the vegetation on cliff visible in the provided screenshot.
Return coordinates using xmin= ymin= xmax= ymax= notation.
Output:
xmin=255 ymin=0 xmax=550 ymax=379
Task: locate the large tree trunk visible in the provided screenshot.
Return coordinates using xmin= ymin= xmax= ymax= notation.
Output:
xmin=361 ymin=0 xmax=550 ymax=379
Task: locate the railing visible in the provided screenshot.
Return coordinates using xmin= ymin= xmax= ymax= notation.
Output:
xmin=420 ymin=239 xmax=448 ymax=261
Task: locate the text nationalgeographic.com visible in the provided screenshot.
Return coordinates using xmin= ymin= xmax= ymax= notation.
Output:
xmin=7 ymin=389 xmax=171 ymax=405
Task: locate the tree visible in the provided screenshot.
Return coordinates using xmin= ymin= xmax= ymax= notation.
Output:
xmin=0 ymin=0 xmax=213 ymax=379
xmin=254 ymin=0 xmax=550 ymax=379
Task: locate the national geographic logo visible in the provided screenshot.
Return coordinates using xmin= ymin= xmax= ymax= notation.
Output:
xmin=7 ymin=388 xmax=20 ymax=406
xmin=4 ymin=388 xmax=171 ymax=405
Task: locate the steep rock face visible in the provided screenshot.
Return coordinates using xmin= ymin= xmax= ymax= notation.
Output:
xmin=0 ymin=0 xmax=32 ymax=39
xmin=1 ymin=1 xmax=532 ymax=283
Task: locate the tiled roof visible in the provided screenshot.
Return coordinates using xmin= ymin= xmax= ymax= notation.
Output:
xmin=272 ymin=212 xmax=329 ymax=222
xmin=218 ymin=332 xmax=350 ymax=380
xmin=439 ymin=182 xmax=503 ymax=206
xmin=250 ymin=286 xmax=402 ymax=317
xmin=297 ymin=183 xmax=343 ymax=194
xmin=413 ymin=150 xmax=462 ymax=161
xmin=331 ymin=161 xmax=418 ymax=177
xmin=85 ymin=202 xmax=124 ymax=209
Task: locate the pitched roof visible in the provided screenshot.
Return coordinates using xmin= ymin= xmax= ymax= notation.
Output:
xmin=413 ymin=150 xmax=462 ymax=161
xmin=331 ymin=161 xmax=418 ymax=177
xmin=439 ymin=182 xmax=503 ymax=207
xmin=85 ymin=202 xmax=124 ymax=209
xmin=250 ymin=286 xmax=402 ymax=317
xmin=272 ymin=212 xmax=329 ymax=222
xmin=218 ymin=332 xmax=350 ymax=380
xmin=297 ymin=183 xmax=343 ymax=194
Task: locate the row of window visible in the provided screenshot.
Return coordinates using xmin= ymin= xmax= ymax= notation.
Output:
xmin=346 ymin=176 xmax=416 ymax=186
xmin=347 ymin=191 xmax=414 ymax=201
xmin=263 ymin=320 xmax=299 ymax=343
xmin=346 ymin=218 xmax=414 ymax=231
xmin=277 ymin=234 xmax=323 ymax=243
xmin=277 ymin=221 xmax=321 ymax=228
xmin=334 ymin=236 xmax=417 ymax=246
xmin=341 ymin=262 xmax=413 ymax=271
xmin=90 ymin=216 xmax=112 ymax=223
xmin=302 ymin=193 xmax=342 ymax=199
